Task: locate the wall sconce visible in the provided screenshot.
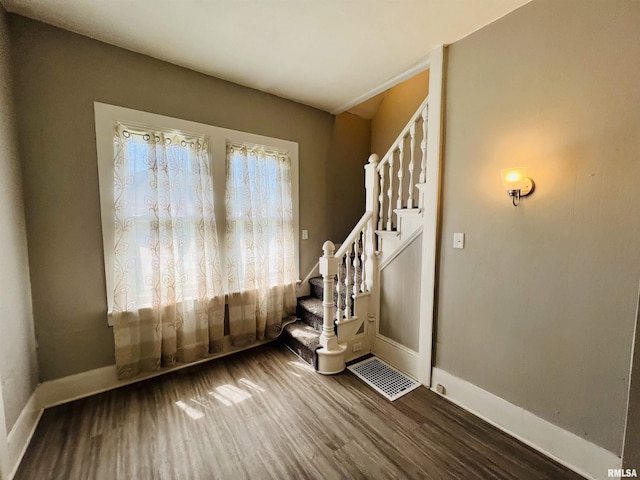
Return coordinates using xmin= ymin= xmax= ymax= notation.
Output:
xmin=500 ymin=167 xmax=535 ymax=206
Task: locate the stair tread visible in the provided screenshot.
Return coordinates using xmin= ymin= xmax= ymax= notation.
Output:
xmin=282 ymin=320 xmax=320 ymax=349
xmin=297 ymin=296 xmax=324 ymax=317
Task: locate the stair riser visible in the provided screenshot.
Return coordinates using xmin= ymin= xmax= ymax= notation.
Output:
xmin=297 ymin=304 xmax=323 ymax=331
xmin=280 ymin=336 xmax=316 ymax=369
xmin=310 ymin=280 xmax=323 ymax=300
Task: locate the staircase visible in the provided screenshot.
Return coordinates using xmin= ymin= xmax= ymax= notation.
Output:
xmin=280 ymin=94 xmax=432 ymax=374
xmin=281 ymin=256 xmax=361 ymax=368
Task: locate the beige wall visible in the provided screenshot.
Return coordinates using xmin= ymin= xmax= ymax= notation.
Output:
xmin=371 ymin=69 xmax=429 ymax=158
xmin=8 ymin=16 xmax=349 ymax=381
xmin=623 ymin=295 xmax=640 ymax=467
xmin=438 ymin=0 xmax=640 ymax=454
xmin=328 ymin=112 xmax=371 ymax=241
xmin=0 ymin=6 xmax=37 ymax=432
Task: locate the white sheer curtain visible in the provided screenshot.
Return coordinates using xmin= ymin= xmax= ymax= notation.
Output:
xmin=111 ymin=124 xmax=225 ymax=379
xmin=225 ymin=144 xmax=297 ymax=346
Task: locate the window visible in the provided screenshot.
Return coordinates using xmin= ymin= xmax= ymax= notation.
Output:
xmin=96 ymin=104 xmax=299 ymax=377
xmin=94 ymin=103 xmax=299 ymax=324
xmin=111 ymin=124 xmax=218 ymax=312
xmin=225 ymin=144 xmax=297 ymax=291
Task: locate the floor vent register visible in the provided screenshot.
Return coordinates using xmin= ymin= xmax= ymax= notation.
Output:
xmin=347 ymin=357 xmax=420 ymax=401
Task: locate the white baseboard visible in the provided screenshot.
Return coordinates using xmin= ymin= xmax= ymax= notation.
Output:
xmin=6 ymin=391 xmax=41 ymax=480
xmin=431 ymin=368 xmax=622 ymax=480
xmin=36 ymin=365 xmax=119 ymax=409
xmin=37 ymin=337 xmax=276 ymax=409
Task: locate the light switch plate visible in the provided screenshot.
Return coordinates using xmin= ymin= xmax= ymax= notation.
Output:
xmin=453 ymin=232 xmax=465 ymax=249
xmin=301 ymin=229 xmax=309 ymax=240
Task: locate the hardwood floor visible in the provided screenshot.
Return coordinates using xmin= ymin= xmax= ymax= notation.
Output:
xmin=16 ymin=344 xmax=583 ymax=480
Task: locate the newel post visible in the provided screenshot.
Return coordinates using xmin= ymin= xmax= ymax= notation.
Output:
xmin=319 ymin=241 xmax=339 ymax=350
xmin=317 ymin=241 xmax=346 ymax=374
xmin=365 ymin=153 xmax=379 ymax=215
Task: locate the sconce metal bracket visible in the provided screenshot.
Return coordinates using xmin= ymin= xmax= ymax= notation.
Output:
xmin=521 ymin=177 xmax=535 ymax=196
xmin=508 ymin=178 xmax=535 ymax=206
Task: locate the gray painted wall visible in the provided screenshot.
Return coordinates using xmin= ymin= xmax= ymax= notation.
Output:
xmin=328 ymin=112 xmax=371 ymax=242
xmin=371 ymin=69 xmax=429 ymax=158
xmin=8 ymin=15 xmax=361 ymax=381
xmin=0 ymin=6 xmax=38 ymax=432
xmin=437 ymin=0 xmax=640 ymax=454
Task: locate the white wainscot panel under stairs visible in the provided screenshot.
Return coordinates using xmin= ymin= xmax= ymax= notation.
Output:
xmin=374 ymin=230 xmax=424 ymax=379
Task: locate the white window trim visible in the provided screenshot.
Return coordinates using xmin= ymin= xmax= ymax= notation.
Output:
xmin=94 ymin=102 xmax=300 ymax=325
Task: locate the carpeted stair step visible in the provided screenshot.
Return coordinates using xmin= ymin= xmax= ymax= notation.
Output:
xmin=296 ymin=296 xmax=325 ymax=331
xmin=280 ymin=320 xmax=320 ymax=368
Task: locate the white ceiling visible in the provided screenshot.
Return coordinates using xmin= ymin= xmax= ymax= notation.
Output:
xmin=2 ymin=0 xmax=530 ymax=114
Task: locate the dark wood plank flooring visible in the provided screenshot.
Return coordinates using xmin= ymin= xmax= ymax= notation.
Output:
xmin=16 ymin=344 xmax=583 ymax=479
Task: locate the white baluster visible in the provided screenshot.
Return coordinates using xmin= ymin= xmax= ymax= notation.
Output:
xmin=378 ymin=166 xmax=385 ymax=230
xmin=353 ymin=237 xmax=360 ymax=297
xmin=407 ymin=123 xmax=416 ymax=208
xmin=420 ymin=105 xmax=428 ymax=184
xmin=335 ymin=263 xmax=343 ymax=321
xmin=397 ymin=141 xmax=404 ymax=210
xmin=359 ymin=229 xmax=367 ymax=293
xmin=344 ymin=247 xmax=351 ymax=319
xmin=365 ymin=155 xmax=379 ymax=292
xmin=387 ymin=151 xmax=394 ymax=231
xmin=366 ymin=217 xmax=376 ymax=291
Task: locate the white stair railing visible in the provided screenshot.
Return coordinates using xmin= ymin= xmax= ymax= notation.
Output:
xmin=377 ymin=96 xmax=429 ymax=231
xmin=333 ymin=211 xmax=373 ymax=322
xmin=316 ymin=95 xmax=429 ymax=374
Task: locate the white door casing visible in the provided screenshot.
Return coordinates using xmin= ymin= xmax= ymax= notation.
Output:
xmin=371 ymin=45 xmax=444 ymax=386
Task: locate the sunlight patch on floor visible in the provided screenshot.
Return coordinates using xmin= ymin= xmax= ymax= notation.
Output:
xmin=177 ymin=379 xmax=265 ymax=413
xmin=208 ymin=383 xmax=254 ymax=406
xmin=190 ymin=396 xmax=215 ymax=411
xmin=175 ymin=400 xmax=205 ymax=420
xmin=216 ymin=384 xmax=252 ymax=403
xmin=239 ymin=378 xmax=266 ymax=393
xmin=209 ymin=391 xmax=233 ymax=406
xmin=288 ymin=361 xmax=314 ymax=372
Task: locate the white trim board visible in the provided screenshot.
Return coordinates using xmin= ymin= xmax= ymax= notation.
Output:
xmin=0 ymin=378 xmax=9 ymax=480
xmin=5 ymin=392 xmax=40 ymax=480
xmin=621 ymin=282 xmax=640 ymax=464
xmin=417 ymin=44 xmax=444 ymax=387
xmin=431 ymin=368 xmax=622 ymax=480
xmin=37 ymin=336 xmax=276 ymax=409
xmin=330 ymin=54 xmax=431 ymax=115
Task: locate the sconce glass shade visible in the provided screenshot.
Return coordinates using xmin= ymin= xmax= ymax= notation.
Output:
xmin=500 ymin=167 xmax=528 ymax=191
